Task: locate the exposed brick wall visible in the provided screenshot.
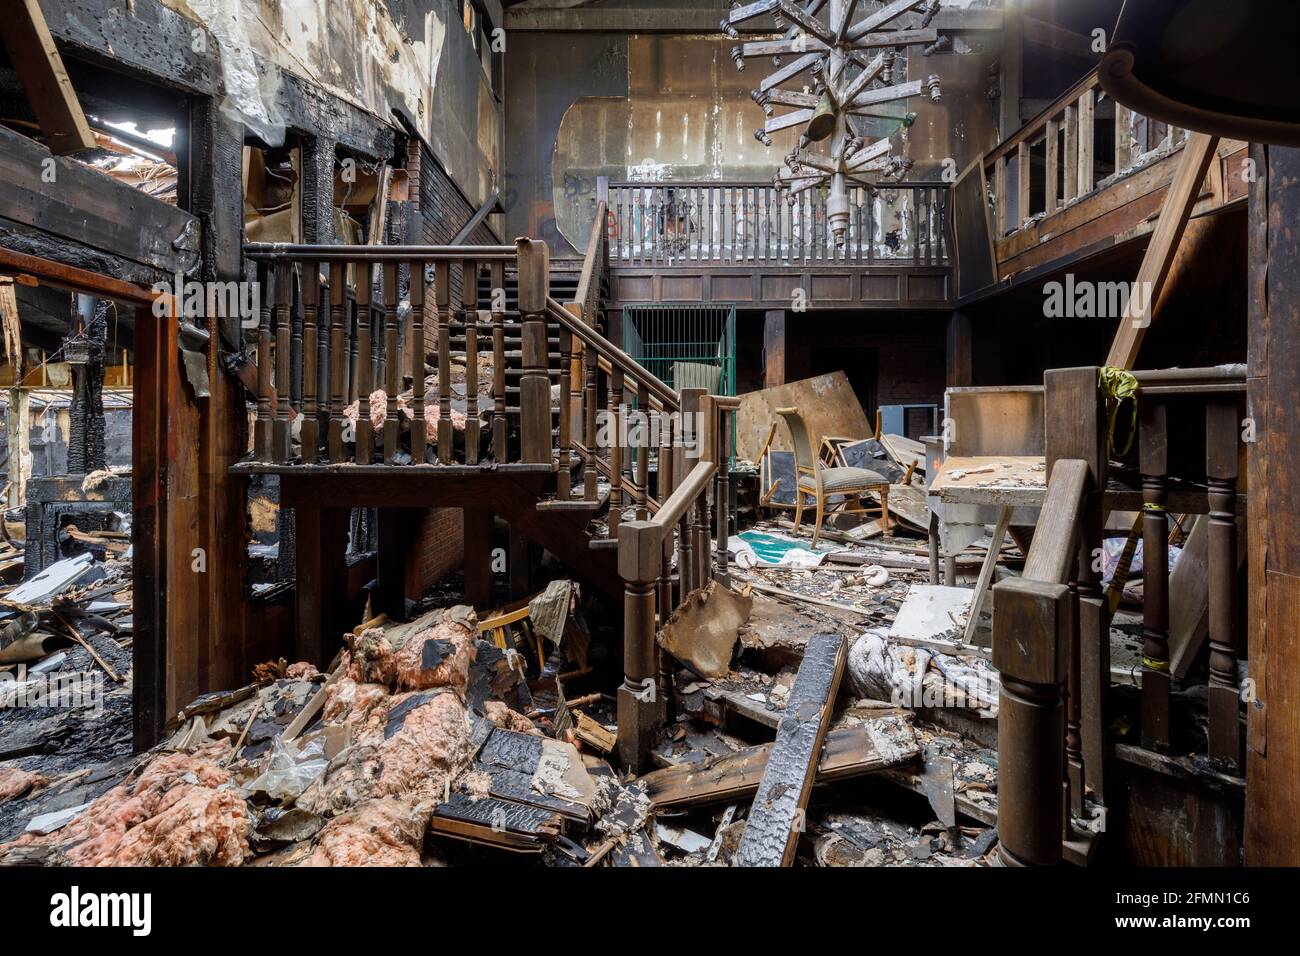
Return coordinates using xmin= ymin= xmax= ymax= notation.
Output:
xmin=405 ymin=507 xmax=466 ymax=598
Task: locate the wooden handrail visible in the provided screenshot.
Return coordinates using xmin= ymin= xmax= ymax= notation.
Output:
xmin=450 ymin=191 xmax=502 ymax=246
xmin=1021 ymin=458 xmax=1089 ymax=585
xmin=546 ymin=297 xmax=679 ymax=410
xmin=571 ymin=198 xmax=607 ymax=321
xmin=243 ymin=243 xmax=516 ymax=260
xmin=984 ymin=68 xmax=1101 ymax=169
xmin=649 ymin=459 xmax=715 ymax=533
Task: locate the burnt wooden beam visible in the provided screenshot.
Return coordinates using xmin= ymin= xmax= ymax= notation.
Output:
xmin=2 ymin=0 xmax=95 ymax=154
xmin=642 ymin=717 xmax=918 ymax=810
xmin=734 ymin=632 xmax=847 ymax=867
xmin=0 ymin=123 xmax=199 ymax=279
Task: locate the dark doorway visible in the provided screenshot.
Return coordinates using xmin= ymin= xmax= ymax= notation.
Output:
xmin=810 ymin=346 xmax=877 ymax=417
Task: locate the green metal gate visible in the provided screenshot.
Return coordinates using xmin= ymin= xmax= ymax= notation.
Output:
xmin=623 ymin=304 xmax=737 ymax=480
xmin=622 ymin=304 xmax=737 ymax=397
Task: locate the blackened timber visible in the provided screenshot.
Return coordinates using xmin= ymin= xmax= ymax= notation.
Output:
xmin=0 ymin=124 xmax=198 ymax=279
xmin=642 ymin=718 xmax=917 ymax=810
xmin=734 ymin=632 xmax=847 ymax=866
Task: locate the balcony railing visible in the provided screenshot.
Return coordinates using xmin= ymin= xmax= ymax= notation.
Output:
xmin=607 ymin=179 xmax=949 ymax=267
xmin=984 ymin=66 xmax=1191 ymax=238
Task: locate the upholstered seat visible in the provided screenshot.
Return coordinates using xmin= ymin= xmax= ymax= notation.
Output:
xmin=773 ymin=405 xmax=897 ymax=547
xmin=798 ymin=466 xmax=887 ymax=493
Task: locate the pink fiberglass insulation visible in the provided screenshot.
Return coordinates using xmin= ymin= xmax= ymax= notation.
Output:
xmin=483 ymin=700 xmax=541 ymax=735
xmin=0 ymin=742 xmax=250 ymax=866
xmin=0 ymin=768 xmax=48 ymax=803
xmin=303 ymin=796 xmax=427 ymax=867
xmin=393 ymin=606 xmax=478 ymax=692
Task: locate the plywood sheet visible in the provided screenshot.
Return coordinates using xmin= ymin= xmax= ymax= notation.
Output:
xmin=737 ymin=372 xmax=871 ymax=462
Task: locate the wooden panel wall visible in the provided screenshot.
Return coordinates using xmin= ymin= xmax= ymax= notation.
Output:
xmin=1245 ymin=144 xmax=1300 ymax=865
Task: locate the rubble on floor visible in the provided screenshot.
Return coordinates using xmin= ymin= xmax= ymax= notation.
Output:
xmin=1 ymin=499 xmax=1014 ymax=867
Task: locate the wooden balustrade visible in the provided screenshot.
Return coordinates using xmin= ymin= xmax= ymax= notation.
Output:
xmin=984 ymin=67 xmax=1189 ymax=237
xmin=607 ymin=180 xmax=948 ymax=266
xmin=615 ymin=392 xmax=737 ymax=771
xmin=243 ymin=242 xmax=555 ymax=469
xmin=995 ymin=364 xmax=1248 ymax=865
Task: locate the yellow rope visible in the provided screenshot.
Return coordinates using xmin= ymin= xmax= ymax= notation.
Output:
xmin=1099 ymin=366 xmax=1139 ymax=458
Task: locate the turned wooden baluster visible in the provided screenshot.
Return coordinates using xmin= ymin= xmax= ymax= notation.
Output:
xmin=272 ymin=261 xmax=292 ymax=463
xmin=325 ymin=262 xmax=346 ymax=461
xmin=1066 ymin=559 xmax=1086 ymax=820
xmin=353 ymin=265 xmax=375 ymax=463
xmin=583 ymin=333 xmax=599 ymax=500
xmin=1139 ymin=397 xmax=1171 ymax=751
xmin=634 ymin=381 xmax=649 ymax=520
xmin=1064 ymin=103 xmax=1079 ymax=203
xmin=381 ymin=261 xmax=400 ymax=463
xmin=657 ymin=412 xmax=675 ymax=613
xmin=557 ymin=326 xmax=572 ymax=498
xmin=609 ymin=367 xmax=625 ymax=536
xmin=516 ymin=239 xmax=551 ymax=465
xmin=300 ymin=263 xmax=320 ymax=462
xmin=1206 ymin=400 xmax=1242 ymax=769
xmin=489 ymin=260 xmax=507 ymax=461
xmin=410 ymin=260 xmax=428 ymax=460
xmin=434 ymin=260 xmax=453 ymax=464
xmin=715 ymin=406 xmax=731 ymax=582
xmin=254 ymin=263 xmax=273 ymax=461
xmin=462 ymin=260 xmax=480 ymax=465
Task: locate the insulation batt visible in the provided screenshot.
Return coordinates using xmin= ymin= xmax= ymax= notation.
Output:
xmin=322 ymin=677 xmax=390 ymax=729
xmin=0 ymin=742 xmax=250 ymax=866
xmin=0 ymin=767 xmax=48 ymax=803
xmin=483 ymin=700 xmax=540 ymax=735
xmin=392 ymin=607 xmax=478 ymax=692
xmin=348 ymin=628 xmax=398 ymax=686
xmin=303 ymin=689 xmax=473 ymax=814
xmin=304 ymin=796 xmax=427 ymax=867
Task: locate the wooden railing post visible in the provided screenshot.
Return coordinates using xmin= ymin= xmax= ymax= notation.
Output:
xmin=582 ymin=333 xmax=599 ymax=499
xmin=609 ymin=367 xmax=625 ymax=535
xmin=434 ymin=260 xmax=453 ymax=464
xmin=1206 ymin=399 xmax=1242 ymax=769
xmin=1045 ymin=367 xmax=1109 ymax=811
xmin=410 ymin=260 xmax=428 ymax=459
xmin=381 ymin=260 xmax=400 ymax=463
xmin=994 ymin=577 xmax=1072 ymax=866
xmin=354 ymin=265 xmax=375 ymax=463
xmin=489 ymin=259 xmax=507 ymax=461
xmin=254 ymin=263 xmax=273 ymax=461
xmin=1139 ymin=396 xmax=1171 ymax=751
xmin=300 ymin=263 xmax=320 ymax=462
xmin=557 ymin=324 xmax=573 ymax=498
xmin=617 ymin=520 xmax=661 ymax=771
xmin=517 ymin=238 xmax=551 ymax=464
xmin=326 ymin=261 xmax=347 ymax=462
xmin=462 ymin=260 xmax=481 ymax=465
xmin=715 ymin=405 xmax=731 ymax=581
xmin=272 ymin=261 xmax=292 ymax=463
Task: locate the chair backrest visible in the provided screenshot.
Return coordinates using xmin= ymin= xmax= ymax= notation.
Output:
xmin=776 ymin=407 xmax=816 ymax=472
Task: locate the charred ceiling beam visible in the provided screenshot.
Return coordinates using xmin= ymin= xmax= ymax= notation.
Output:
xmin=505 ymin=4 xmax=1001 ymax=32
xmin=0 ymin=122 xmax=199 ymax=285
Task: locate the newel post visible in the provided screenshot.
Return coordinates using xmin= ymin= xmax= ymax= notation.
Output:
xmin=617 ymin=519 xmax=661 ymax=772
xmin=993 ymin=577 xmax=1072 ymax=866
xmin=517 ymin=237 xmax=551 ymax=464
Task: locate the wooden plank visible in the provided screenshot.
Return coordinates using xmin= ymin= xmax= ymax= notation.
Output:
xmin=734 ymin=632 xmax=847 ymax=866
xmin=0 ymin=125 xmax=197 ymax=276
xmin=1 ymin=0 xmax=95 ymax=154
xmin=642 ymin=718 xmax=918 ymax=809
xmin=1105 ymin=132 xmax=1220 ymax=369
xmin=962 ymin=506 xmax=1011 ymax=644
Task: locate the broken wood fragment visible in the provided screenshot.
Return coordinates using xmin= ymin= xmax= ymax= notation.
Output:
xmin=640 ymin=716 xmax=918 ymax=809
xmin=734 ymin=632 xmax=847 ymax=866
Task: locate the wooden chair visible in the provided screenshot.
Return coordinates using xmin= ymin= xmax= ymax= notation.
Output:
xmin=775 ymin=406 xmax=894 ymax=546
